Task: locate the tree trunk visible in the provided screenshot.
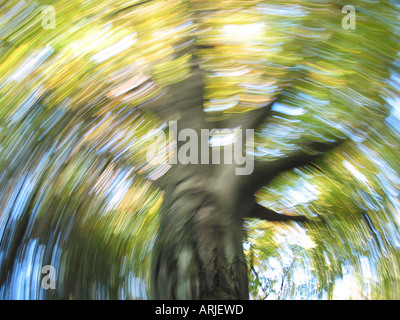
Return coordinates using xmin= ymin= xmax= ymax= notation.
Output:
xmin=150 ymin=167 xmax=249 ymax=299
xmin=147 ymin=64 xmax=323 ymax=299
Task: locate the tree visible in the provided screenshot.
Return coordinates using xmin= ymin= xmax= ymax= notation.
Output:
xmin=0 ymin=0 xmax=399 ymax=300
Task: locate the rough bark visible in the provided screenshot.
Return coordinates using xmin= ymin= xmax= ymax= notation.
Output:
xmin=148 ymin=63 xmax=342 ymax=299
xmin=150 ymin=168 xmax=248 ymax=299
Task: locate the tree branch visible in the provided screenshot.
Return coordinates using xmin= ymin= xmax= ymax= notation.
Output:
xmin=218 ymin=100 xmax=276 ymax=131
xmin=247 ymin=203 xmax=308 ymax=222
xmin=245 ymin=139 xmax=345 ymax=194
xmin=144 ymin=66 xmax=206 ymax=127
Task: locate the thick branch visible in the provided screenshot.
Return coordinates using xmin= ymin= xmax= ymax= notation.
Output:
xmin=144 ymin=66 xmax=207 ymax=128
xmin=245 ymin=139 xmax=344 ymax=194
xmin=247 ymin=203 xmax=308 ymax=222
xmin=108 ymin=0 xmax=154 ymax=18
xmin=218 ymin=100 xmax=275 ymax=131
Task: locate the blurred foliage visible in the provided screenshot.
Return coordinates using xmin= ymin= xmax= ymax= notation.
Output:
xmin=0 ymin=0 xmax=399 ymax=299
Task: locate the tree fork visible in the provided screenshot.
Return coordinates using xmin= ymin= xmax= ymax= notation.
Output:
xmin=147 ymin=63 xmax=340 ymax=299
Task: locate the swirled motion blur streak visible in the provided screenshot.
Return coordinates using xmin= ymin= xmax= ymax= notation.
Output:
xmin=0 ymin=0 xmax=399 ymax=299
